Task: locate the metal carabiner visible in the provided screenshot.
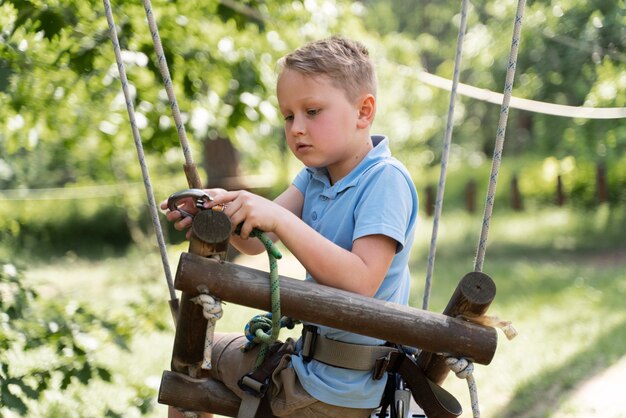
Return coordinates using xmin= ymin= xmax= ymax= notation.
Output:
xmin=166 ymin=188 xmax=214 ymax=219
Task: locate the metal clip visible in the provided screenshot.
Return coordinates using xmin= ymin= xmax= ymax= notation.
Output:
xmin=166 ymin=188 xmax=213 ymax=218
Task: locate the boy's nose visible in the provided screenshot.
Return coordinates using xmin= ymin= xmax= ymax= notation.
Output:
xmin=290 ymin=116 xmax=305 ymax=136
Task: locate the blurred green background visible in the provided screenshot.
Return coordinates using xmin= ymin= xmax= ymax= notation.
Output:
xmin=1 ymin=0 xmax=625 ymax=417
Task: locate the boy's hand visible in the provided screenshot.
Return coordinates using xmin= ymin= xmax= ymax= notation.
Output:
xmin=160 ymin=188 xmax=227 ymax=239
xmin=205 ymin=190 xmax=280 ymax=240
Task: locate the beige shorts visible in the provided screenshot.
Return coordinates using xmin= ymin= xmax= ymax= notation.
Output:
xmin=210 ymin=333 xmax=375 ymax=418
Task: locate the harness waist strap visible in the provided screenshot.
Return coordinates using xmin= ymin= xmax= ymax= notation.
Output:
xmin=306 ymin=333 xmax=397 ymax=371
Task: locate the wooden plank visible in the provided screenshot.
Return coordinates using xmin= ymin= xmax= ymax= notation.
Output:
xmin=175 ymin=252 xmax=498 ymax=365
xmin=159 ymin=371 xmax=240 ymax=416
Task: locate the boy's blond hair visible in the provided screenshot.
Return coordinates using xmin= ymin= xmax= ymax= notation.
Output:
xmin=278 ymin=36 xmax=377 ymax=102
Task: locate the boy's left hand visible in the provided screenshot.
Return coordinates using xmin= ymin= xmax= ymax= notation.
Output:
xmin=205 ymin=190 xmax=280 ymax=239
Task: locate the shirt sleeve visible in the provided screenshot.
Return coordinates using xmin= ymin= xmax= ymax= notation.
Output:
xmin=292 ymin=168 xmax=312 ymax=195
xmin=352 ymin=164 xmax=416 ymax=253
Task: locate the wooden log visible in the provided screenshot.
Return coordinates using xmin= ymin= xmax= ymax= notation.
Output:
xmin=418 ymin=272 xmax=497 ymax=385
xmin=159 ymin=371 xmax=240 ymax=416
xmin=175 ymin=252 xmax=498 ymax=365
xmin=159 ymin=371 xmax=278 ymax=417
xmin=170 ymin=212 xmax=230 ymax=376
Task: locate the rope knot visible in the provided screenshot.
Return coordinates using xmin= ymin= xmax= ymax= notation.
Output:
xmin=191 ymin=293 xmax=222 ymax=370
xmin=192 ymin=293 xmax=223 ymax=322
xmin=242 ymin=313 xmax=275 ymax=351
xmin=445 ymin=356 xmax=474 ymax=379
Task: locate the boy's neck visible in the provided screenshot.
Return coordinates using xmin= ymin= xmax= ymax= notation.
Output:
xmin=327 ymin=133 xmax=374 ymax=185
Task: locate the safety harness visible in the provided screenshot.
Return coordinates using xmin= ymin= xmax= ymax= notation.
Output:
xmin=236 ymin=324 xmax=462 ymax=418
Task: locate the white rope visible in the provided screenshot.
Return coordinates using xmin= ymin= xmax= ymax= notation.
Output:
xmin=408 ymin=69 xmax=626 ymax=119
xmin=141 ymin=0 xmax=195 ymax=169
xmin=446 ymin=357 xmax=480 ymax=418
xmin=103 ymin=0 xmax=177 ymax=304
xmin=191 ymin=293 xmax=223 ymax=370
xmin=475 ymin=0 xmax=527 ymax=273
xmin=422 ymin=0 xmax=470 ymax=311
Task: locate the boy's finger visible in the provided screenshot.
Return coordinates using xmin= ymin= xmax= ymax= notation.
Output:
xmin=206 ymin=190 xmax=237 ymax=206
xmin=166 ymin=210 xmax=182 ymax=222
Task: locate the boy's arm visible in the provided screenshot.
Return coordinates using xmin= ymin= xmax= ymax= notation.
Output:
xmin=208 ymin=187 xmax=397 ymax=297
xmin=275 ymin=211 xmax=397 ymax=297
xmin=225 ymin=185 xmax=303 ymax=255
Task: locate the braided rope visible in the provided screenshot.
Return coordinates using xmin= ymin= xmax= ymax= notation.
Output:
xmin=446 ymin=357 xmax=480 ymax=418
xmin=474 ymin=0 xmax=527 ymax=272
xmin=240 ymin=230 xmax=283 ymax=370
xmin=103 ymin=0 xmax=176 ymax=304
xmin=141 ymin=0 xmax=195 ymax=168
xmin=423 ymin=0 xmax=470 ymax=311
xmin=192 ymin=293 xmax=223 ymax=370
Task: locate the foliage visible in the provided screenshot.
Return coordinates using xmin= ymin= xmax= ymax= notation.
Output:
xmin=0 ymin=260 xmax=159 ymax=416
xmin=0 ymin=0 xmax=374 ymax=192
xmin=362 ymin=0 xmax=626 ymax=166
xmin=1 ymin=0 xmax=623 ymax=204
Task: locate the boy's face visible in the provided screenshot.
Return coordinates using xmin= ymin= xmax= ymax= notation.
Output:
xmin=277 ymin=69 xmax=371 ymax=182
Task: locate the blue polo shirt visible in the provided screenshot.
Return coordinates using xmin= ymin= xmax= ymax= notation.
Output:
xmin=290 ymin=135 xmax=418 ymax=408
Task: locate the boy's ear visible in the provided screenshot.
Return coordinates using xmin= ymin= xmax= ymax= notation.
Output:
xmin=356 ymin=94 xmax=376 ymax=129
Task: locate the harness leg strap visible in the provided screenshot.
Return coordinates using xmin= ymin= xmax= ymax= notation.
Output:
xmin=385 ymin=351 xmax=462 ymax=418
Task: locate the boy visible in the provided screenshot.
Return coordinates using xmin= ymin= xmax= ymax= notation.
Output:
xmin=164 ymin=36 xmax=418 ymax=417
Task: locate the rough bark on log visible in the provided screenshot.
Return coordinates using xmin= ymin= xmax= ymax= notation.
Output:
xmin=175 ymin=252 xmax=498 ymax=365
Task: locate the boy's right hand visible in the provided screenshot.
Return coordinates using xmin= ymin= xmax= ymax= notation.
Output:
xmin=160 ymin=188 xmax=227 ymax=238
xmin=160 ymin=197 xmax=194 ymax=238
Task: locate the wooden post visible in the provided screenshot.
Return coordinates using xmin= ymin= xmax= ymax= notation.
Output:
xmin=175 ymin=253 xmax=498 ymax=365
xmin=597 ymin=162 xmax=608 ymax=204
xmin=418 ymin=272 xmax=496 ymax=385
xmin=510 ymin=175 xmax=523 ymax=211
xmin=170 ymin=210 xmax=231 ymax=377
xmin=465 ymin=180 xmax=476 ymax=213
xmin=425 ymin=185 xmax=435 ymax=217
xmin=556 ymin=175 xmax=565 ymax=206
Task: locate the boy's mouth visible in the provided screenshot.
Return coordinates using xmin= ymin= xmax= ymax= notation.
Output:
xmin=296 ymin=143 xmax=312 ymax=152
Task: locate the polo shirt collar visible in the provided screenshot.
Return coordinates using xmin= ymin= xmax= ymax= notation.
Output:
xmin=307 ymin=135 xmax=390 ymax=199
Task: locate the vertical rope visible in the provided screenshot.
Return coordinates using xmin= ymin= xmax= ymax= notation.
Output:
xmin=474 ymin=0 xmax=526 ymax=273
xmin=103 ymin=0 xmax=177 ymax=304
xmin=422 ymin=0 xmax=470 ymax=310
xmin=141 ymin=0 xmax=202 ymax=188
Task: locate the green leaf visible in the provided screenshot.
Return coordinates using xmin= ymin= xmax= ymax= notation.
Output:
xmin=0 ymin=61 xmax=14 ymax=94
xmin=1 ymin=384 xmax=28 ymax=415
xmin=97 ymin=367 xmax=112 ymax=382
xmin=35 ymin=9 xmax=68 ymax=40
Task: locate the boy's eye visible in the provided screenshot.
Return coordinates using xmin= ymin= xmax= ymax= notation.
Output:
xmin=307 ymin=108 xmax=320 ymax=116
xmin=284 ymin=114 xmax=294 ymax=122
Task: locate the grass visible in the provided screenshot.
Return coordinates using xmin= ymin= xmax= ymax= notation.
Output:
xmin=17 ymin=205 xmax=626 ymax=417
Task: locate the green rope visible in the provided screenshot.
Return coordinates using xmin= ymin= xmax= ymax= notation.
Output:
xmin=240 ymin=228 xmax=284 ymax=370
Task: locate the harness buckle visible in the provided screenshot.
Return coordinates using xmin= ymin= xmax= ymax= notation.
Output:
xmin=237 ymin=374 xmax=269 ymax=398
xmin=301 ymin=325 xmax=319 ymax=362
xmin=373 ymin=353 xmax=391 ymax=380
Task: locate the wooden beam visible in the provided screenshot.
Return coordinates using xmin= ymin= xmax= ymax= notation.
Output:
xmin=175 ymin=252 xmax=498 ymax=365
xmin=159 ymin=371 xmax=239 ymax=416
